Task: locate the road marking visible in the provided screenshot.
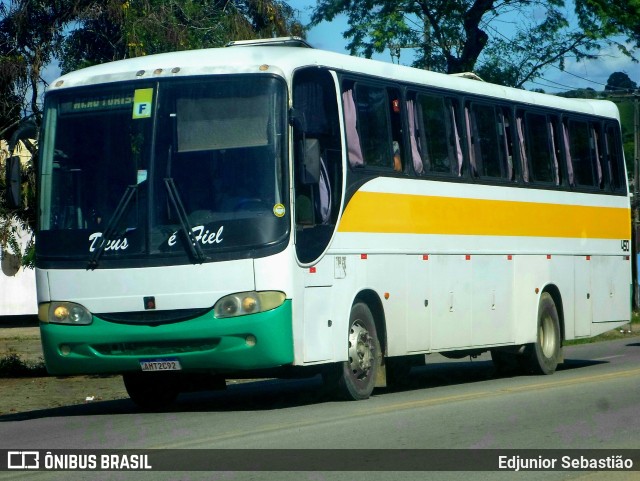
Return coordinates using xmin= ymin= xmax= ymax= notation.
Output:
xmin=500 ymin=368 xmax=640 ymax=394
xmin=593 ymin=354 xmax=625 ymax=361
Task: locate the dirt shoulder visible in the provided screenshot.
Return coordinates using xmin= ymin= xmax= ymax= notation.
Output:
xmin=1 ymin=320 xmax=639 ymax=417
xmin=0 ymin=322 xmax=128 ymax=416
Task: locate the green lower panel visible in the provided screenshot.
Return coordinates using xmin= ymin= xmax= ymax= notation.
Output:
xmin=40 ymin=300 xmax=293 ymax=375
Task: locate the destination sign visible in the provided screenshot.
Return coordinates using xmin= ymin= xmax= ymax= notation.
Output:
xmin=60 ymin=93 xmax=135 ymax=114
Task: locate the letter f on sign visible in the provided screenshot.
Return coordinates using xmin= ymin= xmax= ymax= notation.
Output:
xmin=132 ymin=88 xmax=153 ymax=119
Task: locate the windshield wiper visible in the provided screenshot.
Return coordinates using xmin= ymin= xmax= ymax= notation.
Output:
xmin=164 ymin=177 xmax=207 ymax=264
xmin=87 ymin=184 xmax=137 ymax=270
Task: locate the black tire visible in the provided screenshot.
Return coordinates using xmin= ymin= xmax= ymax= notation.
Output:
xmin=123 ymin=372 xmax=180 ymax=410
xmin=524 ymin=292 xmax=562 ymax=375
xmin=326 ymin=302 xmax=381 ymax=400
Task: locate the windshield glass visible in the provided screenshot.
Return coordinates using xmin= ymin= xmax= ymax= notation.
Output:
xmin=38 ymin=76 xmax=289 ymax=267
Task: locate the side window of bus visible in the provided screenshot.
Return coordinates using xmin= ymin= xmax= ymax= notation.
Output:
xmin=408 ymin=92 xmax=463 ymax=177
xmin=605 ymin=122 xmax=626 ymax=193
xmin=564 ymin=119 xmax=599 ymax=189
xmin=520 ymin=111 xmax=559 ymax=185
xmin=467 ymin=102 xmax=512 ymax=181
xmin=350 ymin=83 xmax=397 ymax=171
xmin=590 ymin=122 xmax=605 ymax=190
xmin=550 ymin=117 xmax=563 ymax=185
xmin=388 ymin=90 xmax=404 ymax=172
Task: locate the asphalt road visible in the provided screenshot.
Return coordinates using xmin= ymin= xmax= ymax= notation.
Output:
xmin=1 ymin=337 xmax=639 ymax=481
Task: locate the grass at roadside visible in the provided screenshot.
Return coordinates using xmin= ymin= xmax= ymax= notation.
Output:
xmin=0 ymin=351 xmax=46 ymax=377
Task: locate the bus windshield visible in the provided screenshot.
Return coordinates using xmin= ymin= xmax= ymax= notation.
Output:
xmin=38 ymin=75 xmax=289 ymax=266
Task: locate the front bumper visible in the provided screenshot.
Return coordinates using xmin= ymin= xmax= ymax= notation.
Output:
xmin=40 ymin=300 xmax=293 ymax=375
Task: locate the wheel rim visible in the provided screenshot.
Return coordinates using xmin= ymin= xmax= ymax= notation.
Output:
xmin=347 ymin=320 xmax=375 ymax=381
xmin=539 ymin=313 xmax=557 ymax=359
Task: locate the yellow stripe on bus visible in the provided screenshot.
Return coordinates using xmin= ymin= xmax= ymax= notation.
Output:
xmin=338 ymin=191 xmax=631 ymax=239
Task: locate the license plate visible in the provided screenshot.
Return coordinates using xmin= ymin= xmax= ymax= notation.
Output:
xmin=139 ymin=358 xmax=182 ymax=371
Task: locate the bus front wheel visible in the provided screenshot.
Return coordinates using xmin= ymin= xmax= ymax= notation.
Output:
xmin=123 ymin=372 xmax=180 ymax=410
xmin=524 ymin=292 xmax=562 ymax=375
xmin=325 ymin=302 xmax=381 ymax=400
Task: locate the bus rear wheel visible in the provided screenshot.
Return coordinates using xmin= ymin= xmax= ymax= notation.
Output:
xmin=123 ymin=372 xmax=180 ymax=410
xmin=326 ymin=302 xmax=381 ymax=400
xmin=524 ymin=292 xmax=562 ymax=375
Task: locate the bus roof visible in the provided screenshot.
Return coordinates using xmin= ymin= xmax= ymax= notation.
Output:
xmin=49 ymin=43 xmax=620 ymax=120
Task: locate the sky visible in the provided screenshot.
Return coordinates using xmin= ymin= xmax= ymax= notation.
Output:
xmin=296 ymin=0 xmax=640 ymax=93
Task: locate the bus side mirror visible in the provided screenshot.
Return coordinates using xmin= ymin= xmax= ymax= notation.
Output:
xmin=299 ymin=138 xmax=321 ymax=185
xmin=5 ymin=156 xmax=22 ymax=208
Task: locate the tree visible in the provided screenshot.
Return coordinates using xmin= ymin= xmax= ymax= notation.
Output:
xmin=0 ymin=1 xmax=92 ymax=268
xmin=605 ymin=71 xmax=638 ymax=92
xmin=0 ymin=0 xmax=94 ymax=129
xmin=557 ymin=87 xmax=599 ymax=99
xmin=61 ymin=0 xmax=304 ymax=73
xmin=578 ymin=0 xmax=640 ymax=47
xmin=0 ymin=118 xmax=37 ymax=267
xmin=310 ymin=0 xmax=636 ymax=88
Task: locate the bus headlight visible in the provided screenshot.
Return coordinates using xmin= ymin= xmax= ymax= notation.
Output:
xmin=213 ymin=291 xmax=285 ymax=319
xmin=39 ymin=302 xmax=93 ymax=325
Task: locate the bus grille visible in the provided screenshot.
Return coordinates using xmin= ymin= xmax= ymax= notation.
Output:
xmin=92 ymin=339 xmax=220 ymax=356
xmin=97 ymin=307 xmax=212 ymax=325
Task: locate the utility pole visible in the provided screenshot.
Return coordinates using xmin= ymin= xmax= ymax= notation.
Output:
xmin=634 ymin=92 xmax=639 ymax=307
xmin=634 ymin=92 xmax=639 ymax=221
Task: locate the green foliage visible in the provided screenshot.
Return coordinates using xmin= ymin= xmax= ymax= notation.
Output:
xmin=0 ymin=118 xmax=37 ymax=269
xmin=61 ymin=0 xmax=304 ymax=73
xmin=557 ymin=87 xmax=600 ymax=99
xmin=311 ymin=0 xmax=486 ymax=73
xmin=311 ymin=0 xmax=637 ymax=88
xmin=578 ymin=0 xmax=640 ymax=48
xmin=0 ymin=0 xmax=94 ymax=124
xmin=0 ymin=352 xmax=46 ymax=378
xmin=606 ymin=71 xmax=638 ymax=92
xmin=614 ymin=99 xmax=636 ymax=176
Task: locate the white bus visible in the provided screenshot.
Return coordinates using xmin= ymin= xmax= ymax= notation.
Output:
xmin=29 ymin=38 xmax=631 ymax=407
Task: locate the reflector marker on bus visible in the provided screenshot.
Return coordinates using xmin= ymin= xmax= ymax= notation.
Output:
xmin=547 ymin=255 xmax=552 ymax=260
xmin=423 ymin=254 xmax=429 ymax=261
xmin=361 ymin=254 xmax=368 ymax=259
xmin=586 ymin=255 xmax=591 ymax=261
xmin=144 ymin=296 xmax=156 ymax=310
xmin=309 ymin=267 xmax=316 ymax=273
xmin=465 ymin=255 xmax=471 ymax=261
xmin=507 ymin=255 xmax=513 ymax=261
